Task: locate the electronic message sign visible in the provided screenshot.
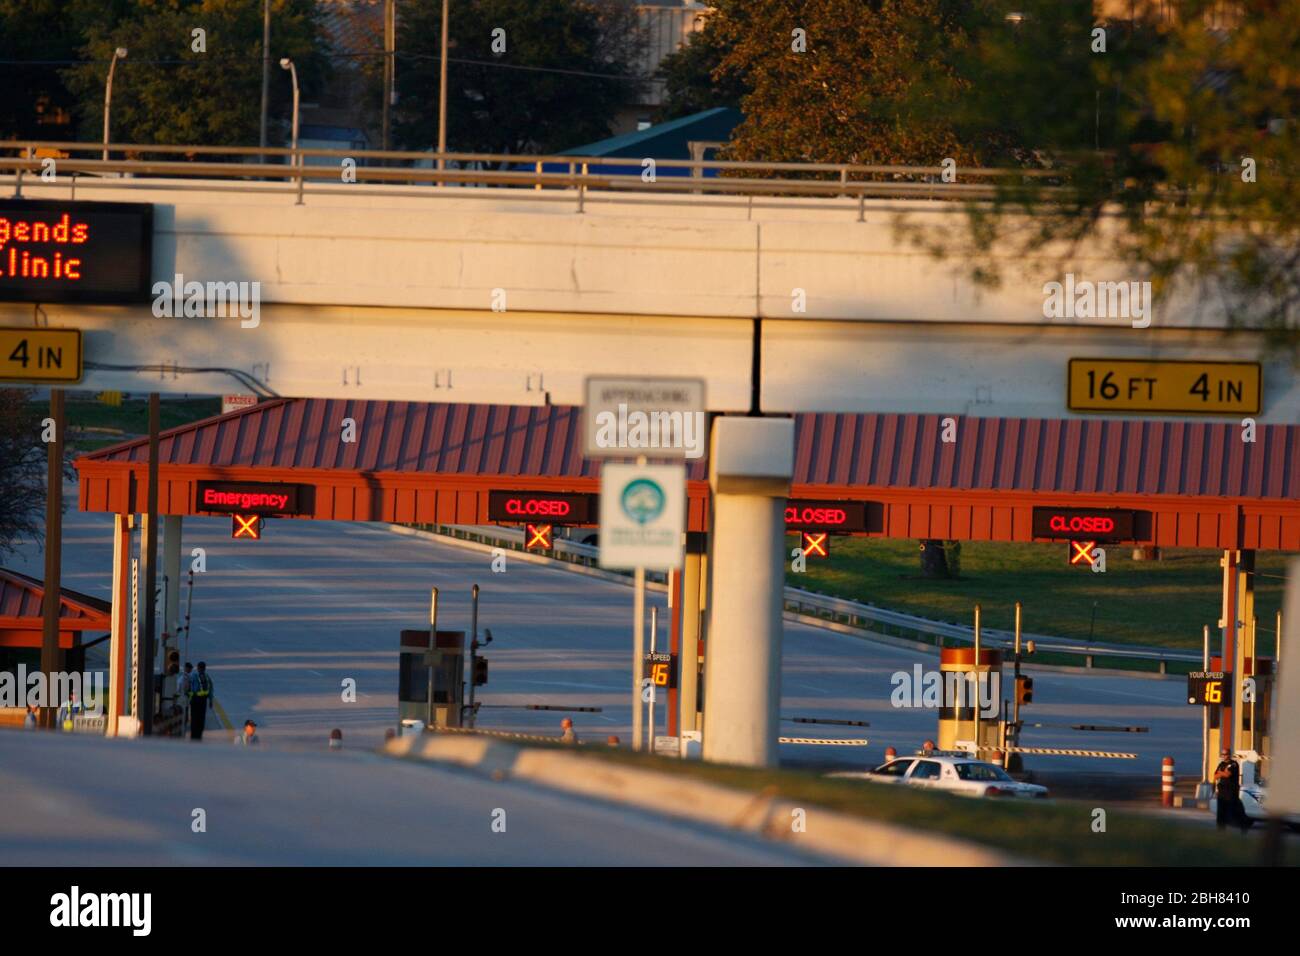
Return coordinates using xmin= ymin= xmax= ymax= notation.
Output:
xmin=1032 ymin=507 xmax=1136 ymax=541
xmin=0 ymin=200 xmax=153 ymax=303
xmin=783 ymin=500 xmax=871 ymax=533
xmin=196 ymin=481 xmax=310 ymax=516
xmin=487 ymin=490 xmax=597 ymax=525
xmin=1187 ymin=671 xmax=1230 ymax=706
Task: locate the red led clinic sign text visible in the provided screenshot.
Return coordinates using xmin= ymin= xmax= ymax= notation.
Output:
xmin=488 ymin=491 xmax=596 ymax=525
xmin=1031 ymin=507 xmax=1135 ymax=541
xmin=0 ymin=200 xmax=153 ymax=304
xmin=784 ymin=500 xmax=870 ymax=532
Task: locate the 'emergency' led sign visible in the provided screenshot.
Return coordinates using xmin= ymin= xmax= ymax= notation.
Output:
xmin=1031 ymin=507 xmax=1136 ymax=541
xmin=0 ymin=200 xmax=153 ymax=303
xmin=488 ymin=490 xmax=596 ymax=525
xmin=783 ymin=500 xmax=870 ymax=532
xmin=196 ymin=480 xmax=310 ymax=515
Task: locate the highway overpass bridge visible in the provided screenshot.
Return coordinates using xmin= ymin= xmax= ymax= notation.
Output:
xmin=1 ymin=143 xmax=1294 ymax=420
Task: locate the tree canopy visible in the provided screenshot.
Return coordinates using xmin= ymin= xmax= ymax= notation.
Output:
xmin=391 ymin=0 xmax=645 ymax=157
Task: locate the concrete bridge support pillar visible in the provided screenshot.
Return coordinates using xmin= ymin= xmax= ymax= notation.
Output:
xmin=702 ymin=417 xmax=793 ymax=768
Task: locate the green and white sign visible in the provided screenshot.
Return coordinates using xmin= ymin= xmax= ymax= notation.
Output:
xmin=599 ymin=462 xmax=685 ymax=571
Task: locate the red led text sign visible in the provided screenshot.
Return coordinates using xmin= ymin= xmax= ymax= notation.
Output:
xmin=783 ymin=500 xmax=871 ymax=532
xmin=0 ymin=200 xmax=153 ymax=303
xmin=196 ymin=481 xmax=310 ymax=516
xmin=488 ymin=490 xmax=596 ymax=525
xmin=1032 ymin=507 xmax=1136 ymax=541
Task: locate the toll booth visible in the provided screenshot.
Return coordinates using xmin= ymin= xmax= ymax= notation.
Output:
xmin=937 ymin=647 xmax=1004 ymax=757
xmin=1206 ymin=655 xmax=1275 ymax=760
xmin=398 ymin=629 xmax=466 ymax=729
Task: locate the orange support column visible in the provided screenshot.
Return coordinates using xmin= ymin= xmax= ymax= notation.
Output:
xmin=107 ymin=513 xmax=132 ymax=735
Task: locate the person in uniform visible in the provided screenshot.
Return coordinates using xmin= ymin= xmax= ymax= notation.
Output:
xmin=189 ymin=662 xmax=213 ymax=740
xmin=1214 ymin=748 xmax=1249 ymax=831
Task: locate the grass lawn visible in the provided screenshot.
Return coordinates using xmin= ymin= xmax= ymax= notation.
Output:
xmin=570 ymin=744 xmax=1297 ymax=867
xmin=787 ymin=535 xmax=1290 ymax=652
xmin=64 ymin=394 xmax=223 ymax=452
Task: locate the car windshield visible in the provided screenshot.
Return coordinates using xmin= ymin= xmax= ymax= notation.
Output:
xmin=954 ymin=762 xmax=1014 ymax=782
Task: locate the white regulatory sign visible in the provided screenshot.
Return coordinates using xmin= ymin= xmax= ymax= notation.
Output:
xmin=583 ymin=376 xmax=706 ymax=460
xmin=599 ymin=462 xmax=685 ymax=572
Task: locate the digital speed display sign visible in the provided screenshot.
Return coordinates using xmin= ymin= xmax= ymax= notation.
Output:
xmin=195 ymin=481 xmax=311 ymax=516
xmin=1031 ymin=507 xmax=1136 ymax=541
xmin=487 ymin=490 xmax=597 ymax=525
xmin=0 ymin=199 xmax=153 ymax=303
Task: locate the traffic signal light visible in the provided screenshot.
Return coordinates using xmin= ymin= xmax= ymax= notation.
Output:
xmin=1015 ymin=675 xmax=1034 ymax=705
xmin=473 ymin=657 xmax=489 ymax=687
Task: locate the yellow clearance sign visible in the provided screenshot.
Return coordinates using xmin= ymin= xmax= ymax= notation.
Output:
xmin=0 ymin=327 xmax=82 ymax=383
xmin=1068 ymin=358 xmax=1260 ymax=415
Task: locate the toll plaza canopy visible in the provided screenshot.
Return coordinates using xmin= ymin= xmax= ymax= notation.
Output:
xmin=75 ymin=398 xmax=1300 ymax=550
xmin=0 ymin=568 xmax=111 ymax=652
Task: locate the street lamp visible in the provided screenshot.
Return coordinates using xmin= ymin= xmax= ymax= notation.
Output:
xmin=102 ymin=47 xmax=127 ymax=162
xmin=280 ymin=57 xmax=300 ymax=161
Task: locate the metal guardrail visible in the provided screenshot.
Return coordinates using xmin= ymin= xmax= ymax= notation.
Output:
xmin=783 ymin=587 xmax=1201 ymax=671
xmin=1 ymin=140 xmax=1066 ymax=209
xmin=422 ymin=524 xmax=1196 ymax=671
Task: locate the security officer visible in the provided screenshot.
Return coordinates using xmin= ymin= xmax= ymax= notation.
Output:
xmin=58 ymin=692 xmax=83 ymax=732
xmin=1213 ymin=748 xmax=1249 ymax=832
xmin=189 ymin=661 xmax=213 ymax=740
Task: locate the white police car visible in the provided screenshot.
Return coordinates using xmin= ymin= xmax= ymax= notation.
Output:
xmin=829 ymin=751 xmax=1050 ymax=800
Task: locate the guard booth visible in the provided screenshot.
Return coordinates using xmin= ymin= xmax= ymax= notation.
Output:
xmin=937 ymin=647 xmax=1004 ymax=757
xmin=398 ymin=629 xmax=466 ymax=729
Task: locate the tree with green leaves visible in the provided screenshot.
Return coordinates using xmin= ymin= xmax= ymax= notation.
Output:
xmin=707 ymin=0 xmax=1300 ymax=339
xmin=59 ymin=0 xmax=328 ymax=149
xmin=0 ymin=0 xmax=133 ymax=140
xmin=391 ymin=0 xmax=645 ymax=158
xmin=652 ymin=21 xmax=747 ymax=123
xmin=705 ymin=0 xmax=1006 ymax=168
xmin=0 ymin=389 xmax=67 ymax=556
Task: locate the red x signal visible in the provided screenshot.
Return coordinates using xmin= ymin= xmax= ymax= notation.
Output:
xmin=1069 ymin=540 xmax=1096 ymax=565
xmin=526 ymin=523 xmax=552 ymax=550
xmin=232 ymin=514 xmax=261 ymax=540
xmin=802 ymin=532 xmax=829 ymax=558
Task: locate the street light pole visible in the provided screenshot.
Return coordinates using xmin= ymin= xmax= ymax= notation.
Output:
xmin=102 ymin=47 xmax=127 ymax=162
xmin=437 ymin=0 xmax=449 ymax=173
xmin=259 ymin=0 xmax=271 ymax=151
xmin=280 ymin=58 xmax=302 ymax=202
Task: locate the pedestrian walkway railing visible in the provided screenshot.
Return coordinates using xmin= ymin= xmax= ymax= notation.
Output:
xmin=418 ymin=524 xmax=1198 ymax=672
xmin=1 ymin=139 xmax=1065 ymax=212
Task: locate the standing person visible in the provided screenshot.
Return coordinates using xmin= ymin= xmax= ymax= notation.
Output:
xmin=1214 ymin=748 xmax=1249 ymax=832
xmin=559 ymin=717 xmax=578 ymax=745
xmin=178 ymin=662 xmax=194 ymax=733
xmin=23 ymin=705 xmax=37 ymax=730
xmin=189 ymin=661 xmax=213 ymax=741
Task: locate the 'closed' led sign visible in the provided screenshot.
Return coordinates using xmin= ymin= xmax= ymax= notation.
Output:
xmin=784 ymin=500 xmax=871 ymax=532
xmin=1031 ymin=507 xmax=1136 ymax=541
xmin=0 ymin=200 xmax=153 ymax=303
xmin=487 ymin=491 xmax=597 ymax=525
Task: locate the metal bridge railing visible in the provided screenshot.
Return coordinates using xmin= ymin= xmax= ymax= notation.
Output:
xmin=1 ymin=140 xmax=1065 ymax=210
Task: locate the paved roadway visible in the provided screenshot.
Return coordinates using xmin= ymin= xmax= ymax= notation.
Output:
xmin=0 ymin=731 xmax=825 ymax=865
xmin=5 ymin=495 xmax=1202 ymax=774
